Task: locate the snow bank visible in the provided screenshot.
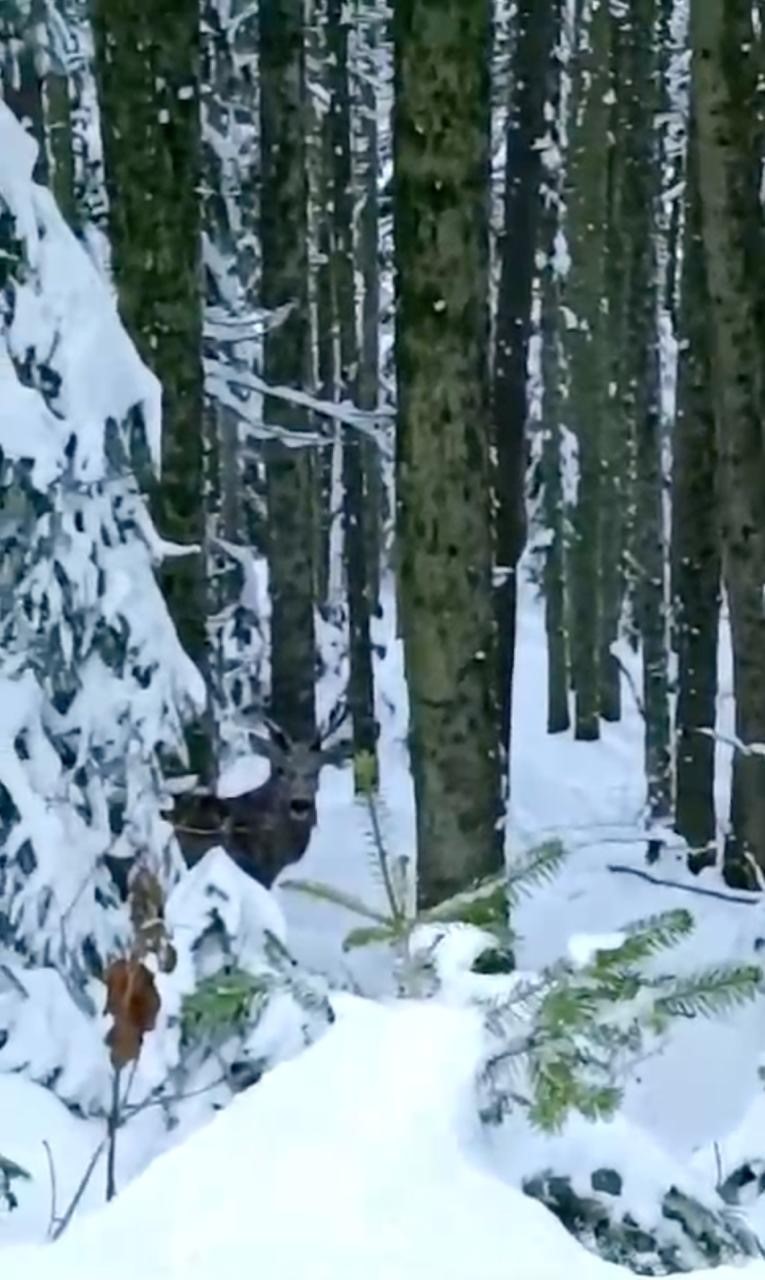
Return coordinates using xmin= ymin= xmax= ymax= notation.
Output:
xmin=2 ymin=997 xmax=764 ymax=1280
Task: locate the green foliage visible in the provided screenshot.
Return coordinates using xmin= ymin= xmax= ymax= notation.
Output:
xmin=505 ymin=839 xmax=568 ymax=908
xmin=478 ymin=910 xmax=763 ymax=1133
xmin=283 ymin=772 xmax=536 ymax=972
xmin=181 ymin=967 xmax=268 ymax=1043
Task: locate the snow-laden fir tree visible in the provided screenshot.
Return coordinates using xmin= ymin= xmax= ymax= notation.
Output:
xmin=0 ymin=100 xmax=205 ymax=980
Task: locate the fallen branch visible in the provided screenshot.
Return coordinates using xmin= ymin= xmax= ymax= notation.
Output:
xmin=607 ymin=863 xmax=759 ymax=906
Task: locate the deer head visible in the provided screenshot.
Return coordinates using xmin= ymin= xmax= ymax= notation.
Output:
xmin=239 ymin=701 xmax=351 ymax=817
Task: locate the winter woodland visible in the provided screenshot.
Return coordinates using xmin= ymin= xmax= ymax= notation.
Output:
xmin=3 ymin=1 xmax=765 ymax=1277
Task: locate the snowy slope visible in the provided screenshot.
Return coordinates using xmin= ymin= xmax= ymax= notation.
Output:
xmin=4 ymin=996 xmax=763 ymax=1280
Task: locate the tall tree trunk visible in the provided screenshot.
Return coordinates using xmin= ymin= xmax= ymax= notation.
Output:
xmin=624 ymin=0 xmax=672 ymax=829
xmin=672 ymin=123 xmax=720 ymax=872
xmin=260 ymin=0 xmax=317 ymax=743
xmin=599 ymin=7 xmax=629 ymax=723
xmin=692 ymin=0 xmax=765 ymax=885
xmin=307 ymin=0 xmax=335 ymax=607
xmin=563 ymin=0 xmax=610 ymax=741
xmin=91 ymin=0 xmax=206 ymax=768
xmin=540 ymin=272 xmax=570 ymax=735
xmin=493 ymin=0 xmax=557 ymax=762
xmin=393 ymin=0 xmax=503 ymax=907
xmin=355 ymin=0 xmax=383 ymax=610
xmin=327 ymin=0 xmax=377 ymax=775
xmin=539 ymin=0 xmax=569 ymax=735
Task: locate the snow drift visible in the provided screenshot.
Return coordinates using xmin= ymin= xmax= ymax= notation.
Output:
xmin=2 ymin=997 xmax=765 ymax=1280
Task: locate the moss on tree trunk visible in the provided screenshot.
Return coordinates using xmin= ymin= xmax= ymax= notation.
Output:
xmin=393 ymin=0 xmax=503 ymax=907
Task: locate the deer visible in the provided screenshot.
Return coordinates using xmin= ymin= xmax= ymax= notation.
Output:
xmin=171 ymin=703 xmax=351 ymax=889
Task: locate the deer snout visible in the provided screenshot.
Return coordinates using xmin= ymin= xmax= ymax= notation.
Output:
xmin=290 ymin=797 xmax=313 ymax=820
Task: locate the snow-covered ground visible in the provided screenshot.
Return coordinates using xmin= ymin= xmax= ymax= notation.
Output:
xmin=3 ymin=996 xmax=764 ymax=1280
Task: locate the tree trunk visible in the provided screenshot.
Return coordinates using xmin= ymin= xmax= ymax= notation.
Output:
xmin=691 ymin=0 xmax=765 ymax=885
xmin=260 ymin=0 xmax=317 ymax=743
xmin=563 ymin=0 xmax=610 ymax=741
xmin=393 ymin=0 xmax=503 ymax=907
xmin=355 ymin=0 xmax=383 ymax=610
xmin=599 ymin=7 xmax=629 ymax=723
xmin=493 ymin=0 xmax=557 ymax=763
xmin=91 ymin=0 xmax=206 ymax=768
xmin=671 ymin=123 xmax=720 ymax=872
xmin=327 ymin=0 xmax=377 ymax=775
xmin=538 ymin=0 xmax=569 ymax=736
xmin=624 ymin=0 xmax=672 ymax=828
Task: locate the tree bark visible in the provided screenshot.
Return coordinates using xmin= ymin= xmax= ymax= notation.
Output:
xmin=393 ymin=0 xmax=503 ymax=907
xmin=691 ymin=0 xmax=765 ymax=884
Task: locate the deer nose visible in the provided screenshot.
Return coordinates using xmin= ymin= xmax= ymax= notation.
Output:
xmin=290 ymin=798 xmax=312 ymax=819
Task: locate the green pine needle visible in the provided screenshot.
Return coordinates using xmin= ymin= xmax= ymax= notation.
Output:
xmin=655 ymin=964 xmax=762 ymax=1020
xmin=506 ymin=839 xmax=568 ymax=907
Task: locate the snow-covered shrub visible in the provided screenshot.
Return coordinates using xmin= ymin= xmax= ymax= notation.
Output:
xmin=521 ymin=1164 xmax=761 ymax=1274
xmin=0 ymin=852 xmax=332 ymax=1176
xmin=0 ymin=100 xmax=204 ymax=977
xmin=413 ymin=906 xmax=761 ymax=1132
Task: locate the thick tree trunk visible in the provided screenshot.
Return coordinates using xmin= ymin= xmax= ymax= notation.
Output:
xmin=393 ymin=0 xmax=503 ymax=907
xmin=91 ymin=0 xmax=206 ymax=767
xmin=563 ymin=0 xmax=610 ymax=741
xmin=692 ymin=0 xmax=765 ymax=885
xmin=671 ymin=125 xmax=720 ymax=872
xmin=493 ymin=0 xmax=557 ymax=759
xmin=260 ymin=0 xmax=317 ymax=743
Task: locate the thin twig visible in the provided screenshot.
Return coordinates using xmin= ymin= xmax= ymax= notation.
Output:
xmin=42 ymin=1140 xmax=58 ymax=1240
xmin=51 ymin=1138 xmax=106 ymax=1242
xmin=106 ymin=1066 xmax=122 ymax=1202
xmin=607 ymin=863 xmax=759 ymax=905
xmin=119 ymin=1074 xmax=229 ymax=1120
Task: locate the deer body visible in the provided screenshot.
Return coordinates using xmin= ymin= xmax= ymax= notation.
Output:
xmin=171 ymin=711 xmax=349 ymax=890
xmin=175 ymin=767 xmax=318 ymax=889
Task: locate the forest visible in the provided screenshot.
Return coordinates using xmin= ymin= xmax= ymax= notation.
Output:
xmin=2 ymin=1 xmax=765 ymax=1278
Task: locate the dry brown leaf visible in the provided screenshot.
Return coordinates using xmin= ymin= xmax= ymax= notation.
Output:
xmin=104 ymin=957 xmax=160 ymax=1069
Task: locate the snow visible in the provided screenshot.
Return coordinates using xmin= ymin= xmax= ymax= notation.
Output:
xmin=1 ymin=997 xmax=764 ymax=1280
